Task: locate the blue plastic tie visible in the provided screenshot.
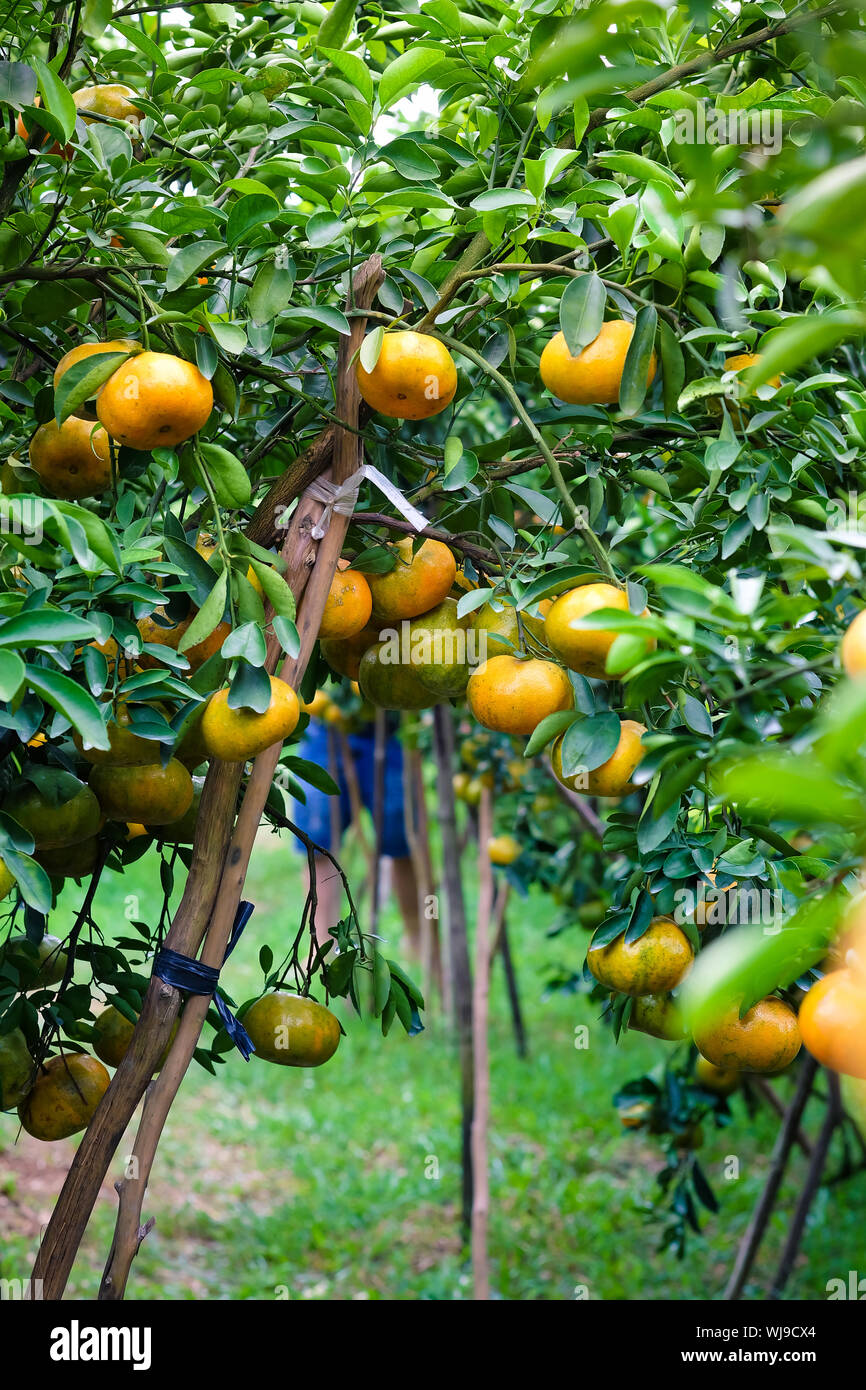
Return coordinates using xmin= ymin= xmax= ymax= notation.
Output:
xmin=153 ymin=900 xmax=256 ymax=1060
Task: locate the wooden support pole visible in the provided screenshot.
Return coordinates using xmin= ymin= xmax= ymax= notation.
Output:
xmin=432 ymin=703 xmax=474 ymax=1238
xmin=723 ymin=1055 xmax=818 ymax=1301
xmin=97 ymin=254 xmax=384 ymax=1301
xmin=32 ymin=255 xmax=384 ymax=1302
xmin=471 ymin=784 xmax=494 ymax=1301
xmin=768 ymin=1073 xmax=842 ymax=1300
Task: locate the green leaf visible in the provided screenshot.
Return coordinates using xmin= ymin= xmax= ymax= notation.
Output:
xmin=221 ymin=622 xmax=267 ymax=665
xmin=248 ymin=262 xmax=295 ymax=324
xmin=117 ymin=226 xmax=171 ymax=268
xmin=559 ymin=274 xmax=605 ymax=356
xmin=249 ymin=561 xmax=296 ymax=620
xmin=226 ymin=196 xmax=277 ymax=250
xmin=178 ymin=570 xmax=228 ymax=654
xmin=658 ymin=319 xmax=685 ymax=418
xmin=0 ymin=847 xmax=51 ymax=913
xmin=31 ymin=57 xmax=76 ymax=142
xmin=381 ymin=138 xmax=439 ymax=181
xmin=54 ymin=351 xmax=131 ymax=426
xmin=199 ymin=443 xmax=251 ymax=507
xmin=523 ymin=709 xmax=579 ymax=758
xmin=305 ymin=212 xmax=346 ymax=248
xmin=379 ymin=47 xmax=457 ymax=110
xmin=560 ymin=711 xmax=621 ymax=776
xmin=0 ymin=608 xmax=100 ymax=647
xmin=371 ymin=950 xmax=391 ymax=1018
xmin=279 ymin=306 xmax=351 ymax=337
xmin=680 ymin=692 xmax=713 ymax=737
xmin=316 ymin=0 xmax=358 ymax=50
xmin=360 ymin=327 xmax=384 ymax=374
xmin=619 ymin=306 xmax=657 ymax=416
xmin=319 ymin=48 xmax=373 ymax=105
xmin=749 ymin=310 xmax=866 ymax=388
xmin=680 ymin=892 xmax=841 ymax=1032
xmin=0 ymin=651 xmax=24 ymax=701
xmin=470 ymin=188 xmax=536 ymax=212
xmin=166 ymin=240 xmax=223 ymax=294
xmin=25 ymin=665 xmax=110 ymax=750
xmin=282 ymin=757 xmax=339 ymax=796
xmin=0 ymin=61 xmax=38 ymax=110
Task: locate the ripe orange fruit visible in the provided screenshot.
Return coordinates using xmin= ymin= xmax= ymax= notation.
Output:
xmin=694 ymin=1056 xmax=739 ymax=1095
xmin=544 ymin=582 xmax=655 ymax=679
xmin=356 ymin=331 xmax=457 ymax=420
xmin=798 ymin=968 xmax=866 ymax=1080
xmin=694 ymin=996 xmax=801 ymax=1074
xmin=367 ymin=537 xmax=456 ymax=622
xmin=488 ymin=834 xmax=522 ymax=866
xmin=87 ymin=635 xmax=138 ymax=680
xmin=470 ymin=601 xmax=548 ymax=660
xmin=93 ymin=1005 xmax=177 ymax=1071
xmin=73 ymin=703 xmax=162 ymax=766
xmin=201 ymin=676 xmax=300 ymax=762
xmin=320 ymin=622 xmax=380 ymax=681
xmin=73 ymin=83 xmax=141 ymax=123
xmin=16 ymin=100 xmax=72 ymax=158
xmin=714 ymin=354 xmax=783 ymax=427
xmin=96 ymin=351 xmax=213 ymax=451
xmin=467 ymin=654 xmax=573 ymax=736
xmin=89 ymin=759 xmax=194 ymax=824
xmin=53 ymin=339 xmax=139 ymax=391
xmin=301 ymin=690 xmax=333 ymax=719
xmin=242 ymin=991 xmax=341 ymax=1067
xmin=136 ymin=610 xmax=190 ymax=669
xmin=358 ymin=640 xmax=438 ymax=711
xmin=29 ymin=416 xmax=112 ymax=500
xmin=318 ymin=568 xmax=373 ymax=640
xmin=841 ymin=610 xmax=866 ymax=677
xmin=551 ymin=718 xmax=646 ymax=798
xmin=588 ymin=916 xmax=693 ymax=997
xmin=540 ymin=321 xmax=657 ymax=405
xmin=137 ymin=609 xmax=230 ymax=673
xmin=18 ymin=1053 xmax=110 ymax=1141
xmin=5 ymin=780 xmax=101 ymax=848
xmin=630 ymin=992 xmax=687 ymax=1040
xmin=724 ymin=353 xmax=781 ymax=390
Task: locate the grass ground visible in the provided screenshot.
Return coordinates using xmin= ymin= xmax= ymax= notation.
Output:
xmin=1 ymin=825 xmax=864 ymax=1301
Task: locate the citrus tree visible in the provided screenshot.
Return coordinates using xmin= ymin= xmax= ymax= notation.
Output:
xmin=1 ymin=0 xmax=866 ymax=1300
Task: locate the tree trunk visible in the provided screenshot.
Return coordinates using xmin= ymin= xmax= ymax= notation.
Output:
xmin=432 ymin=703 xmax=473 ymax=1238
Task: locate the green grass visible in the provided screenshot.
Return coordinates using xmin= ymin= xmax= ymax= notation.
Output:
xmin=1 ymin=829 xmax=864 ymax=1301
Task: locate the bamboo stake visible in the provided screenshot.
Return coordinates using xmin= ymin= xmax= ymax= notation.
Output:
xmin=369 ymin=707 xmax=386 ymax=932
xmin=768 ymin=1073 xmax=842 ymax=1300
xmin=432 ymin=704 xmax=474 ymax=1237
xmin=723 ymin=1055 xmax=818 ymax=1301
xmin=28 ymin=255 xmax=383 ymax=1303
xmin=98 ymin=254 xmax=384 ymax=1300
xmin=471 ymin=784 xmax=495 ymax=1301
